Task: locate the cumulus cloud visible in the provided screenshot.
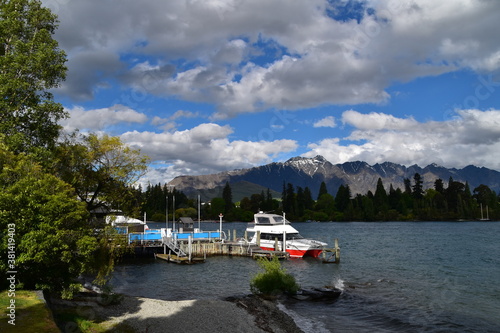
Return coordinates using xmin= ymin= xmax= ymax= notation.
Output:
xmin=121 ymin=123 xmax=298 ymax=182
xmin=313 ymin=116 xmax=336 ymax=128
xmin=47 ymin=0 xmax=500 ymax=116
xmin=341 ymin=110 xmax=417 ymax=130
xmin=150 ymin=110 xmax=202 ymax=131
xmin=304 ymin=109 xmax=500 ymax=171
xmin=60 ymin=105 xmax=148 ymax=132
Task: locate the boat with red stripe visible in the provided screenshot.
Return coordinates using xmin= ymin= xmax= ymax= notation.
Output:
xmin=246 ymin=212 xmax=328 ymax=258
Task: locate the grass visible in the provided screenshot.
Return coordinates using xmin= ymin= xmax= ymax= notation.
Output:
xmin=0 ymin=290 xmax=59 ymax=332
xmin=52 ymin=306 xmax=136 ymax=333
xmin=1 ymin=289 xmax=135 ymax=332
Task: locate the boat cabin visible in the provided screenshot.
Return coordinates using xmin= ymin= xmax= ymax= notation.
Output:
xmin=254 ymin=212 xmax=289 ymax=225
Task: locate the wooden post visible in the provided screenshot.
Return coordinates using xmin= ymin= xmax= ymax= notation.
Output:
xmin=256 ymin=230 xmax=261 ymax=246
xmin=244 ymin=230 xmax=248 ymax=241
xmin=188 ymin=235 xmax=192 ymax=262
xmin=233 ymin=229 xmax=237 ymax=241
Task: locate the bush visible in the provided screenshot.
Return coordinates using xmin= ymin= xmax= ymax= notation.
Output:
xmin=250 ymin=256 xmax=299 ymax=296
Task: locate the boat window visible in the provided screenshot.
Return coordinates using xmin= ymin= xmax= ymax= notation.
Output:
xmin=286 ymin=233 xmax=303 ymax=240
xmin=274 ymin=216 xmax=283 ymax=223
xmin=261 ymin=233 xmax=277 ymax=240
xmin=257 ymin=217 xmax=271 ymax=224
xmin=259 ymin=233 xmax=303 ymax=240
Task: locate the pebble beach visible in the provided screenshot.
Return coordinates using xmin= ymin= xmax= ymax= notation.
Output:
xmin=52 ymin=294 xmax=303 ymax=333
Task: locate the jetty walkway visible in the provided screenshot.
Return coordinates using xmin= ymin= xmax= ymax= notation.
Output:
xmin=119 ymin=225 xmax=339 ymax=264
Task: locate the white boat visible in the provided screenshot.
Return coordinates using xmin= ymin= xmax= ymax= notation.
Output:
xmin=246 ymin=212 xmax=328 ymax=258
xmin=105 ymin=214 xmax=145 ymax=226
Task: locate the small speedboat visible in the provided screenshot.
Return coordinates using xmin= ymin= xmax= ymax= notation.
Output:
xmin=246 ymin=212 xmax=328 ymax=258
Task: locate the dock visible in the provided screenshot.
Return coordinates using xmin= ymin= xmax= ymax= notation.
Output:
xmin=321 ymin=238 xmax=341 ymax=263
xmin=123 ymin=225 xmax=339 ymax=264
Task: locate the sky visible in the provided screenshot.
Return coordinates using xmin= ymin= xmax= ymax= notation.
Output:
xmin=41 ymin=0 xmax=500 ymax=186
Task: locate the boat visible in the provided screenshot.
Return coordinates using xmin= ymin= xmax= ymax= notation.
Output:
xmin=246 ymin=212 xmax=328 ymax=258
xmin=105 ymin=214 xmax=146 ymax=226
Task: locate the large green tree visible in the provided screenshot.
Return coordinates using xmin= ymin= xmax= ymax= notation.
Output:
xmin=0 ymin=0 xmax=67 ymax=152
xmin=0 ymin=141 xmax=97 ymax=295
xmin=53 ymin=133 xmax=149 ymax=216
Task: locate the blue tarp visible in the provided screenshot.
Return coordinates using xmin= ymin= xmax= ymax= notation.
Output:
xmin=128 ymin=230 xmax=221 ymax=243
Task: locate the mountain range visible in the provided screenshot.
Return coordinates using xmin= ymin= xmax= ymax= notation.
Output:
xmin=167 ymin=156 xmax=500 ymax=201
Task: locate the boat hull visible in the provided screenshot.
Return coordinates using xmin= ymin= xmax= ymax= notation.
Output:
xmin=258 ymin=246 xmax=323 ymax=258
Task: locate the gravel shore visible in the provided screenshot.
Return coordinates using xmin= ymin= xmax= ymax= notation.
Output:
xmin=52 ymin=294 xmax=303 ymax=333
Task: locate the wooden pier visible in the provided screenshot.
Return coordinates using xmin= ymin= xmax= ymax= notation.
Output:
xmin=321 ymin=238 xmax=341 ymax=263
xmin=132 ymin=228 xmax=339 ymax=264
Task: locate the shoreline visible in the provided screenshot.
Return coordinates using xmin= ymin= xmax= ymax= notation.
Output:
xmin=50 ymin=293 xmax=303 ymax=333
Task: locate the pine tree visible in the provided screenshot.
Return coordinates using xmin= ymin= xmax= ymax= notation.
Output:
xmin=303 ymin=187 xmax=314 ymax=210
xmin=222 ymin=182 xmax=234 ymax=213
xmin=317 ymin=181 xmax=328 ymax=200
xmin=412 ymin=173 xmax=424 ymax=199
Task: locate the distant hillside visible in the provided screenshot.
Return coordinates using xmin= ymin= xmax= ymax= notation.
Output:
xmin=168 ymin=156 xmax=500 ymax=200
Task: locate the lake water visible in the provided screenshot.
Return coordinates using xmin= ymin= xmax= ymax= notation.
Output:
xmin=110 ymin=221 xmax=500 ymax=332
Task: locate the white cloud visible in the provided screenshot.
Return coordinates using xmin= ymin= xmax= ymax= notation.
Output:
xmin=60 ymin=105 xmax=148 ymax=132
xmin=304 ymin=109 xmax=500 ymax=171
xmin=47 ymin=0 xmax=500 ymax=116
xmin=121 ymin=123 xmax=298 ymax=182
xmin=341 ymin=110 xmax=417 ymax=130
xmin=313 ymin=116 xmax=336 ymax=128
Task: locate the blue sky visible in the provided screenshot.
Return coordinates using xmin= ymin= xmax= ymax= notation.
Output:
xmin=43 ymin=0 xmax=500 ymax=185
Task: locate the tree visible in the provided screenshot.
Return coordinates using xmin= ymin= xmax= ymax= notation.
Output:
xmin=317 ymin=181 xmax=328 ymax=200
xmin=53 ymin=133 xmax=149 ymax=216
xmin=210 ymin=197 xmax=225 ymax=219
xmin=404 ymin=178 xmax=412 ymax=194
xmin=412 ymin=173 xmax=424 ymax=199
xmin=374 ymin=178 xmax=389 ymax=215
xmin=434 ymin=178 xmax=445 ymax=194
xmin=283 ymin=183 xmax=296 ymax=215
xmin=296 ymin=186 xmax=305 ymax=218
xmin=315 ymin=193 xmax=335 ymax=220
xmin=335 ymin=184 xmax=351 ymax=212
xmin=222 ymin=182 xmax=234 ymax=213
xmin=0 ymin=141 xmax=97 ymax=295
xmin=303 ymin=186 xmax=314 ymax=210
xmin=0 ymin=0 xmax=67 ymax=152
xmin=263 ymin=188 xmax=274 ymax=211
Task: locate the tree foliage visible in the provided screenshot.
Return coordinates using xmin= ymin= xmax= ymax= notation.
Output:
xmin=222 ymin=181 xmax=234 ymax=213
xmin=0 ymin=141 xmax=96 ymax=294
xmin=0 ymin=0 xmax=67 ymax=152
xmin=53 ymin=133 xmax=149 ymax=215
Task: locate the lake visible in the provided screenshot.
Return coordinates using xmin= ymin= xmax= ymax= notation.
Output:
xmin=110 ymin=221 xmax=500 ymax=332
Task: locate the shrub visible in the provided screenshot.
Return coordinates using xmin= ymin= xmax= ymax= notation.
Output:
xmin=250 ymin=256 xmax=300 ymax=296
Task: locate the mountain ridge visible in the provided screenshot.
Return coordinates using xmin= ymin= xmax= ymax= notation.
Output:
xmin=167 ymin=156 xmax=500 ymax=201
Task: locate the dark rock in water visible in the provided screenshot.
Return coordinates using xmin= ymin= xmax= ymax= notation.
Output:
xmin=290 ymin=287 xmax=342 ymax=302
